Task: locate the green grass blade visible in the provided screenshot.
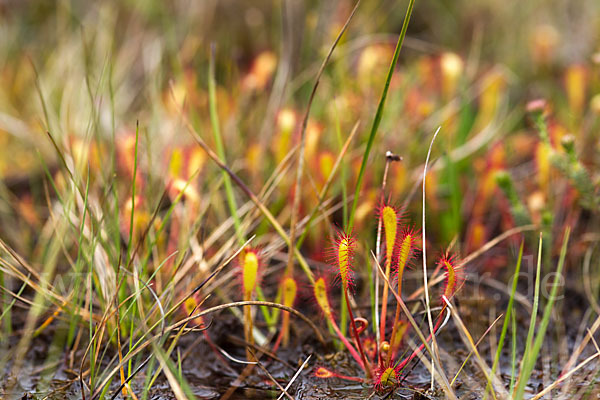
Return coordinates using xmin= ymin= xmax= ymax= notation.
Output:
xmin=523 ymin=235 xmax=543 ymax=362
xmin=509 ymin=308 xmax=517 ymax=393
xmin=514 ymin=228 xmax=570 ymax=399
xmin=485 ymin=241 xmax=524 ymax=398
xmin=347 ymin=0 xmax=416 ymax=230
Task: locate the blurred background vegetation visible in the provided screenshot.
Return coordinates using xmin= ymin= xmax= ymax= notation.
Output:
xmin=1 ymin=0 xmax=599 ymax=244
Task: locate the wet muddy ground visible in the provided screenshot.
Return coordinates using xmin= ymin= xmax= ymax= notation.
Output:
xmin=1 ymin=282 xmax=598 ymax=399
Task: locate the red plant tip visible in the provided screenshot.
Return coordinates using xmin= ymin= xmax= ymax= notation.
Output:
xmin=328 ymin=230 xmax=356 ymax=292
xmin=314 ymin=366 xmax=365 ymax=383
xmin=395 ymin=227 xmax=421 ymax=278
xmin=314 ymin=366 xmax=336 ymax=379
xmin=241 ymin=248 xmax=260 ymax=299
xmin=281 ymin=277 xmax=297 ymax=307
xmin=375 ymin=365 xmax=400 ymax=390
xmin=379 ymin=204 xmax=401 ymax=269
xmin=439 ymin=253 xmax=464 ymax=300
xmin=313 ymin=277 xmax=333 ymax=317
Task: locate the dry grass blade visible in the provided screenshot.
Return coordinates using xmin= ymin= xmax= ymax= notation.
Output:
xmin=407 ymin=224 xmax=536 ymax=302
xmin=532 ymin=351 xmax=600 ymax=399
xmin=560 ymin=312 xmax=600 ymax=391
xmin=441 ymin=296 xmax=507 ymax=399
xmin=219 ymin=348 xmax=258 ymax=365
xmin=451 ymin=314 xmax=504 ymax=387
xmin=461 ymin=224 xmax=537 ymax=265
xmin=277 ymin=354 xmax=311 ymax=400
xmin=583 ymin=247 xmax=600 ymax=315
xmin=153 ymin=346 xmax=190 ymax=400
xmin=421 ymin=126 xmax=442 ymax=391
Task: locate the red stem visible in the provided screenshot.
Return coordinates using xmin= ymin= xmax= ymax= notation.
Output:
xmin=328 ymin=314 xmax=364 ymax=369
xmin=345 ymin=289 xmax=373 ymax=379
xmin=397 ymin=305 xmax=446 ymax=371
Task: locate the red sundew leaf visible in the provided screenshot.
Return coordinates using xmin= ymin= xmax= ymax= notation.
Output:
xmin=326 ymin=229 xmax=357 ymax=292
xmin=394 ymin=226 xmax=421 ymax=277
xmin=314 ymin=366 xmax=364 ymax=383
xmin=314 ymin=366 xmax=336 ymax=379
xmin=375 ymin=201 xmax=405 ymax=270
xmin=438 ymin=252 xmax=465 ymax=300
